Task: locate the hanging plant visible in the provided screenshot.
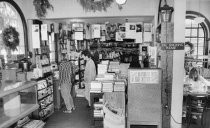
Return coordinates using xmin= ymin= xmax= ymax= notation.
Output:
xmin=77 ymin=0 xmax=114 ymax=12
xmin=2 ymin=26 xmax=19 ymax=51
xmin=33 ymin=0 xmax=54 ymax=18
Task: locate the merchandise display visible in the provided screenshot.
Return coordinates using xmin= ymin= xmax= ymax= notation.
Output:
xmin=2 ymin=0 xmax=210 ymax=128
xmin=30 ymin=21 xmax=55 ymax=120
xmin=89 ymin=60 xmax=127 ymax=127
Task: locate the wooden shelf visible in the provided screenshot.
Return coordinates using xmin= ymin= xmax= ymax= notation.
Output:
xmin=0 ymin=81 xmax=37 ymax=98
xmin=0 ymin=104 xmax=39 ymax=128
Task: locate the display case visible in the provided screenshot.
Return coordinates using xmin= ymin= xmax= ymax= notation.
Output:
xmin=33 ymin=75 xmax=54 ymax=120
xmin=0 ymin=81 xmax=38 ymax=128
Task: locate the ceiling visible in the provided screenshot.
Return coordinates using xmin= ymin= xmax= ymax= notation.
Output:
xmin=45 ymin=16 xmax=154 ymax=25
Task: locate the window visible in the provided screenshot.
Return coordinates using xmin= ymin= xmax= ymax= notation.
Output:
xmin=0 ymin=1 xmax=27 ymax=65
xmin=185 ymin=18 xmax=207 ymax=67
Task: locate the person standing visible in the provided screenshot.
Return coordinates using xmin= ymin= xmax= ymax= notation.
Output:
xmin=59 ymin=60 xmax=76 ymax=113
xmin=81 ymin=50 xmax=96 ymax=107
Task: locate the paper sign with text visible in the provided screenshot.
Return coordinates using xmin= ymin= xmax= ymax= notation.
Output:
xmin=161 ymin=43 xmax=184 ymax=50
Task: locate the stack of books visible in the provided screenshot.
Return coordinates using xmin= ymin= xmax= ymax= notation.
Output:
xmin=104 ymin=73 xmax=115 ymax=80
xmin=95 ymin=73 xmax=115 ymax=81
xmin=114 ymin=80 xmax=125 ymax=92
xmin=90 ymin=81 xmax=102 ymax=93
xmin=98 ymin=64 xmax=108 ymax=74
xmin=102 ymin=81 xmax=113 ymax=92
xmin=93 ymin=101 xmax=104 ymax=118
xmin=108 ymin=61 xmax=120 ymax=73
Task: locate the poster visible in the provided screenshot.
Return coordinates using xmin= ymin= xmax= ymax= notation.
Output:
xmin=92 ymin=24 xmax=101 ymax=38
xmin=125 ymin=23 xmax=136 ymax=39
xmin=41 ymin=24 xmax=48 ymax=41
xmin=100 ymin=24 xmax=106 ymax=41
xmin=32 ymin=24 xmax=40 ymax=48
xmin=149 ymin=47 xmax=157 ymax=67
xmin=143 ymin=23 xmax=152 ymax=42
xmin=75 ymin=31 xmax=83 ymax=40
xmin=136 ymin=23 xmax=143 ymax=33
xmin=134 ymin=32 xmax=142 ymax=43
xmin=129 ymin=70 xmax=159 ymax=84
xmin=72 ymin=23 xmax=83 ymax=31
xmin=115 ymin=32 xmax=125 ymax=41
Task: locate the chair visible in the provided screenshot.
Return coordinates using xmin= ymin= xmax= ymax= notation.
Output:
xmin=186 ymin=94 xmax=208 ymax=128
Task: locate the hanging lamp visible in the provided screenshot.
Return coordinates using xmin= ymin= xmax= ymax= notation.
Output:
xmin=159 ymin=0 xmax=174 ymax=22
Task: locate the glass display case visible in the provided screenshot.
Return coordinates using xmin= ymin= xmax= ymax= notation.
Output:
xmin=0 ymin=81 xmax=38 ymax=128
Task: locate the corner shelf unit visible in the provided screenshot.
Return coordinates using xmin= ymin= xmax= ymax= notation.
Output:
xmin=0 ymin=81 xmax=39 ymax=128
xmin=33 ymin=74 xmax=54 ymax=120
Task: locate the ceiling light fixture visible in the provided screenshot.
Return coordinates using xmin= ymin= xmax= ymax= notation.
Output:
xmin=116 ymin=0 xmax=127 ymax=5
xmin=159 ymin=0 xmax=174 ymax=22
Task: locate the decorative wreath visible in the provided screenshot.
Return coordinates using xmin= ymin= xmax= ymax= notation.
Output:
xmin=77 ymin=0 xmax=114 ymax=12
xmin=33 ymin=0 xmax=53 ymax=18
xmin=2 ymin=26 xmax=19 ymax=51
xmin=185 ymin=41 xmax=194 ymax=54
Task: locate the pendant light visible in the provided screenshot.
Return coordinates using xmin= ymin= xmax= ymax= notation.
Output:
xmin=159 ymin=0 xmax=174 ymax=22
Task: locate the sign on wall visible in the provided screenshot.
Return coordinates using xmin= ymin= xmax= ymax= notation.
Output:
xmin=129 ymin=70 xmax=159 ymax=84
xmin=161 ymin=43 xmax=184 ymax=50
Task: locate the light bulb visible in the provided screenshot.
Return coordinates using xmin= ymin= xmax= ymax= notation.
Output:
xmin=116 ymin=0 xmax=127 ymax=5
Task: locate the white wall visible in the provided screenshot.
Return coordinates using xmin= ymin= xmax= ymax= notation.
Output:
xmin=14 ymin=0 xmax=158 ymax=20
xmin=187 ymin=0 xmax=210 ymax=23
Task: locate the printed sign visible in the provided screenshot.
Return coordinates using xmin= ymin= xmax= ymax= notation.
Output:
xmin=161 ymin=43 xmax=184 ymax=50
xmin=129 ymin=70 xmax=159 ymax=84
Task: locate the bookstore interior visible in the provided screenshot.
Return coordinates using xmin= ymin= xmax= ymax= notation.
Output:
xmin=0 ymin=0 xmax=210 ymax=128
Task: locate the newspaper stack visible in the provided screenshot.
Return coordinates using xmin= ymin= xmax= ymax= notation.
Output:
xmin=98 ymin=64 xmax=108 ymax=74
xmin=94 ymin=101 xmax=103 ymax=118
xmin=102 ymin=81 xmax=113 ymax=92
xmin=114 ymin=80 xmax=125 ymax=92
xmin=95 ymin=73 xmax=115 ymax=81
xmin=104 ymin=73 xmax=115 ymax=80
xmin=108 ymin=61 xmax=120 ymax=73
xmin=90 ymin=81 xmax=102 ymax=93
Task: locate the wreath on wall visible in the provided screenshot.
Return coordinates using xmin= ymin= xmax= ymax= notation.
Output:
xmin=33 ymin=0 xmax=53 ymax=18
xmin=77 ymin=0 xmax=114 ymax=12
xmin=2 ymin=26 xmax=19 ymax=51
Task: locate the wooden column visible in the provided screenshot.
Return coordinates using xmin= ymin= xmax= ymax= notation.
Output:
xmin=160 ymin=22 xmax=174 ymax=128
